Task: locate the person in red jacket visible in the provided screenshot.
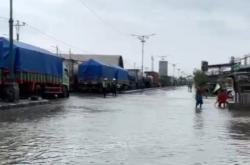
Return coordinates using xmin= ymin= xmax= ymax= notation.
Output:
xmin=217 ymin=89 xmax=228 ymax=108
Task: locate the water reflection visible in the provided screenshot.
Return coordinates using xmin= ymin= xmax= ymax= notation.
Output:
xmin=193 ymin=112 xmax=204 ymax=130
xmin=0 ymin=104 xmax=63 ymax=122
xmin=0 ymin=88 xmax=250 ymax=164
xmin=228 ymin=111 xmax=250 ymax=140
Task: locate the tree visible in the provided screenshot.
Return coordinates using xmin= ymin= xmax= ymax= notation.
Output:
xmin=193 ymin=69 xmax=208 ymax=88
xmin=160 ymin=76 xmax=171 ymax=87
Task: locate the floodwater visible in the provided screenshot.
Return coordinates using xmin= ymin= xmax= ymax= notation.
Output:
xmin=0 ymin=87 xmax=250 ymax=165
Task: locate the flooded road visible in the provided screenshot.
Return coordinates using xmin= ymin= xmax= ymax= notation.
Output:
xmin=0 ymin=87 xmax=250 ymax=164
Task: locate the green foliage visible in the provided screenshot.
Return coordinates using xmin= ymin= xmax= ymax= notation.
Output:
xmin=160 ymin=76 xmax=171 ymax=86
xmin=193 ymin=69 xmax=208 ymax=88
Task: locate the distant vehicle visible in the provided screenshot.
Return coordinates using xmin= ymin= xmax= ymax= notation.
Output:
xmin=77 ymin=59 xmax=129 ymax=92
xmin=0 ymin=37 xmax=69 ymax=100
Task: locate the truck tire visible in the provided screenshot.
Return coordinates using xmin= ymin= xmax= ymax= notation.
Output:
xmin=35 ymin=84 xmax=42 ymax=97
xmin=4 ymin=83 xmax=20 ymax=102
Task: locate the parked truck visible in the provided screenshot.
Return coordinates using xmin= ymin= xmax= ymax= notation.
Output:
xmin=0 ymin=37 xmax=69 ymax=101
xmin=77 ymin=59 xmax=128 ymax=92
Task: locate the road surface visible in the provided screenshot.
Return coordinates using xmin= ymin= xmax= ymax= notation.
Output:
xmin=0 ymin=87 xmax=250 ymax=164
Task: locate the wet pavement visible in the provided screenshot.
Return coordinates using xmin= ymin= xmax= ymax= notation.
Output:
xmin=0 ymin=87 xmax=250 ymax=164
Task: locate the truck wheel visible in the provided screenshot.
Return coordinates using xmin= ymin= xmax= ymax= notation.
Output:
xmin=35 ymin=84 xmax=42 ymax=97
xmin=4 ymin=82 xmax=20 ymax=102
xmin=63 ymin=86 xmax=69 ymax=98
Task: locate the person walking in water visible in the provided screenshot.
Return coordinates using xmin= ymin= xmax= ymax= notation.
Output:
xmin=195 ymin=88 xmax=203 ymax=109
xmin=188 ymin=82 xmax=192 ymax=92
xmin=102 ymin=78 xmax=108 ymax=98
xmin=111 ymin=78 xmax=117 ymax=96
xmin=217 ymin=89 xmax=228 ymax=108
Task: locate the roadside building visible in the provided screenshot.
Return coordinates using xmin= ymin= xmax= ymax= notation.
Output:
xmin=228 ymin=62 xmax=250 ymax=109
xmin=159 ymin=61 xmax=168 ymax=76
xmin=201 ymin=60 xmax=234 ymax=95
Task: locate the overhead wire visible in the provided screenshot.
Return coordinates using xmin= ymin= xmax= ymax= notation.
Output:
xmin=0 ymin=15 xmax=92 ymax=53
xmin=77 ymin=0 xmax=130 ymax=36
xmin=25 ymin=23 xmax=92 ymax=53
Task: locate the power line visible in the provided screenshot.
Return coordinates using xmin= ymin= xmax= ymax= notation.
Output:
xmin=0 ymin=16 xmax=91 ymax=53
xmin=25 ymin=23 xmax=92 ymax=53
xmin=77 ymin=0 xmax=129 ymax=36
xmin=0 ymin=15 xmax=92 ymax=53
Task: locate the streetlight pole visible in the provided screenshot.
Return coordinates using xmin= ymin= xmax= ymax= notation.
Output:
xmin=172 ymin=63 xmax=177 ymax=86
xmin=177 ymin=68 xmax=180 ymax=78
xmin=172 ymin=64 xmax=176 ymax=78
xmin=132 ymin=33 xmax=155 ymax=88
xmin=141 ymin=36 xmax=145 ymax=76
xmin=69 ymin=48 xmax=72 ymax=59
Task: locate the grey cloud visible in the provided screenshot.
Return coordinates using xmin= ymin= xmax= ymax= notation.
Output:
xmin=1 ymin=0 xmax=250 ymax=74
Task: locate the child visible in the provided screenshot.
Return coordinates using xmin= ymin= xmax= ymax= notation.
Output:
xmin=217 ymin=89 xmax=228 ymax=108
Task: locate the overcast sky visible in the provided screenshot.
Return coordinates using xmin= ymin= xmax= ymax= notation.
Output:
xmin=1 ymin=0 xmax=250 ymax=75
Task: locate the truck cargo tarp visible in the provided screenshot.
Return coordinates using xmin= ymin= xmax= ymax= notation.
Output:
xmin=112 ymin=65 xmax=129 ymax=82
xmin=78 ymin=59 xmax=117 ymax=81
xmin=0 ymin=38 xmax=10 ymax=69
xmin=0 ymin=37 xmax=63 ymax=76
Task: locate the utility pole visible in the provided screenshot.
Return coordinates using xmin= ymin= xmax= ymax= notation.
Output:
xmin=6 ymin=0 xmax=19 ymax=102
xmin=14 ymin=20 xmax=25 ymax=41
xmin=177 ymin=68 xmax=180 ymax=78
xmin=69 ymin=48 xmax=72 ymax=59
xmin=51 ymin=45 xmax=59 ymax=56
xmin=131 ymin=33 xmax=155 ymax=87
xmin=56 ymin=46 xmax=59 ymax=56
xmin=172 ymin=63 xmax=176 ymax=78
xmin=9 ymin=0 xmax=14 ymax=81
xmin=172 ymin=63 xmax=177 ymax=86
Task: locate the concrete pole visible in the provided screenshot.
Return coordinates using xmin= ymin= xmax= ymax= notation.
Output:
xmin=9 ymin=0 xmax=14 ymax=81
xmin=14 ymin=20 xmax=26 ymax=41
xmin=172 ymin=64 xmax=176 ymax=78
xmin=69 ymin=49 xmax=72 ymax=59
xmin=131 ymin=33 xmax=155 ymax=88
xmin=141 ymin=37 xmax=145 ymax=79
xmin=6 ymin=0 xmax=19 ymax=102
xmin=56 ymin=46 xmax=59 ymax=56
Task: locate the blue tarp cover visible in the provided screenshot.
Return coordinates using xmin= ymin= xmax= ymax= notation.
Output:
xmin=78 ymin=59 xmax=129 ymax=83
xmin=0 ymin=37 xmax=63 ymax=76
xmin=112 ymin=65 xmax=129 ymax=82
xmin=78 ymin=59 xmax=117 ymax=81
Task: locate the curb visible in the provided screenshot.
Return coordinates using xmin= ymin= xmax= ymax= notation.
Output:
xmin=0 ymin=100 xmax=50 ymax=110
xmin=120 ymin=87 xmax=170 ymax=94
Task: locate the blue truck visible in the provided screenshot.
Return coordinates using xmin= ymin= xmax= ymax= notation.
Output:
xmin=77 ymin=59 xmax=129 ymax=92
xmin=0 ymin=37 xmax=69 ymax=101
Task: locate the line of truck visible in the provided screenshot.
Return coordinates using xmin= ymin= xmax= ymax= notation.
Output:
xmin=0 ymin=37 xmax=130 ymax=102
